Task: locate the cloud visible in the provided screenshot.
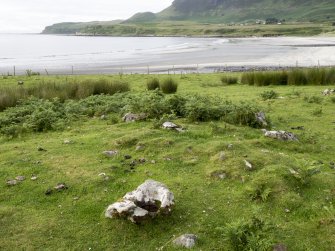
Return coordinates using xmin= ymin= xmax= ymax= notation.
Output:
xmin=0 ymin=0 xmax=173 ymax=33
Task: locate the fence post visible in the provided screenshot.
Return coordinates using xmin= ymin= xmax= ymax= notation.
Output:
xmin=13 ymin=66 xmax=16 ymax=76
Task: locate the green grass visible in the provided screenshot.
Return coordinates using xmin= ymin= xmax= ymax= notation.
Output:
xmin=0 ymin=73 xmax=335 ymax=250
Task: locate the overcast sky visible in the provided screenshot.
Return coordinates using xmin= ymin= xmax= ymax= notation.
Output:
xmin=0 ymin=0 xmax=173 ymax=33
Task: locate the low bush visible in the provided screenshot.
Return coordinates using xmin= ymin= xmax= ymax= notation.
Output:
xmin=223 ymin=217 xmax=273 ymax=251
xmin=304 ymin=95 xmax=322 ymax=104
xmin=260 ymin=90 xmax=279 ymax=100
xmin=160 ymin=78 xmax=178 ymax=94
xmin=147 ymin=78 xmax=160 ymax=90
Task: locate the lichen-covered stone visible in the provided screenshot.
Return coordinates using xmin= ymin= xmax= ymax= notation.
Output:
xmin=173 ymin=234 xmax=198 ymax=249
xmin=263 ymin=130 xmax=298 ymax=141
xmin=105 ymin=179 xmax=174 ymax=223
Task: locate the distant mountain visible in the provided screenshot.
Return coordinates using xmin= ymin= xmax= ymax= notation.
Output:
xmin=155 ymin=0 xmax=335 ymax=23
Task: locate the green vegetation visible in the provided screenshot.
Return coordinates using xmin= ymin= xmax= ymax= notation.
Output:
xmin=1 ymin=73 xmax=335 ymax=250
xmin=160 ymin=78 xmax=178 ymax=94
xmin=221 ymin=75 xmax=239 ymax=85
xmin=147 ymin=78 xmax=160 ymax=91
xmin=241 ymin=67 xmax=335 ymax=86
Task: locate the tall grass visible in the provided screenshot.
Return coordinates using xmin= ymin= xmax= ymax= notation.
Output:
xmin=241 ymin=67 xmax=335 ymax=86
xmin=147 ymin=78 xmax=160 ymax=90
xmin=160 ymin=78 xmax=178 ymax=94
xmin=0 ymin=79 xmax=130 ymax=111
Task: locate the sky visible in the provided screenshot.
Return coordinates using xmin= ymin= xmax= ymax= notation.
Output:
xmin=0 ymin=0 xmax=174 ymax=33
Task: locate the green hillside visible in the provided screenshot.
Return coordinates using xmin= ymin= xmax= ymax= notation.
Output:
xmin=156 ymin=0 xmax=335 ymax=23
xmin=42 ymin=0 xmax=335 ymax=36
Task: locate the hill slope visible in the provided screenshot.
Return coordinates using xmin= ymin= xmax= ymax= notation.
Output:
xmin=156 ymin=0 xmax=335 ymax=23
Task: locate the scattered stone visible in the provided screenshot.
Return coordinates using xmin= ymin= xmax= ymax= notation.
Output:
xmin=99 ymin=173 xmax=106 ymax=177
xmin=54 ymin=183 xmax=68 ymax=191
xmin=219 ymin=151 xmax=226 ymax=161
xmin=151 ymin=160 xmax=156 ymax=164
xmin=100 ymin=115 xmax=107 ymax=120
xmin=210 ymin=170 xmax=227 ymax=180
xmin=262 ymin=129 xmax=298 ymax=141
xmin=122 ymin=113 xmax=146 ymax=122
xmin=63 ymin=139 xmax=73 ymax=144
xmin=162 ymin=122 xmax=185 ymax=132
xmin=103 ymin=150 xmax=118 ymax=157
xmin=135 ymin=145 xmax=145 ymax=151
xmin=227 ymin=144 xmax=233 ymax=149
xmin=285 ymin=208 xmax=290 ymax=213
xmin=124 ymin=155 xmax=132 ymax=160
xmin=322 ymin=89 xmax=335 ymax=96
xmin=31 ymin=175 xmax=38 ymax=181
xmin=138 ymin=158 xmax=146 ymax=163
xmin=37 ymin=147 xmax=47 ymax=152
xmin=244 ymin=160 xmax=253 ymax=170
xmin=255 ymin=111 xmax=268 ymax=127
xmin=273 ymin=243 xmax=288 ymax=251
xmin=6 ymin=180 xmax=18 ymax=186
xmin=173 ymin=234 xmax=198 ymax=249
xmin=15 ymin=176 xmax=25 ymax=181
xmin=45 ymin=188 xmax=53 ymax=195
xmin=291 ymin=126 xmax=304 ymax=130
xmin=17 ymin=81 xmax=24 ymax=85
xmin=105 ymin=179 xmax=174 ymax=223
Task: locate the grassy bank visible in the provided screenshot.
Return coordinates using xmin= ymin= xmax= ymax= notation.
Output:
xmin=1 ymin=73 xmax=335 ymax=250
xmin=43 ymin=21 xmax=335 ymax=37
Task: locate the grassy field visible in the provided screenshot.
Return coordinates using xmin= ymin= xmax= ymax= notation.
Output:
xmin=43 ymin=21 xmax=335 ymax=37
xmin=1 ymin=73 xmax=335 ymax=250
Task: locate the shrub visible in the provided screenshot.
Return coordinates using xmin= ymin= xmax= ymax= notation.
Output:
xmin=223 ymin=217 xmax=273 ymax=251
xmin=304 ymin=95 xmax=322 ymax=104
xmin=25 ymin=69 xmax=40 ymax=77
xmin=221 ymin=75 xmax=239 ymax=85
xmin=147 ymin=78 xmax=160 ymax=90
xmin=260 ymin=90 xmax=279 ymax=100
xmin=160 ymin=78 xmax=178 ymax=94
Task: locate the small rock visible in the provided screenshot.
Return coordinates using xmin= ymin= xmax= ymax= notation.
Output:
xmin=100 ymin=115 xmax=107 ymax=120
xmin=255 ymin=111 xmax=268 ymax=127
xmin=151 ymin=160 xmax=156 ymax=164
xmin=273 ymin=243 xmax=288 ymax=251
xmin=18 ymin=81 xmax=24 ymax=85
xmin=322 ymin=89 xmax=335 ymax=96
xmin=162 ymin=122 xmax=185 ymax=132
xmin=219 ymin=151 xmax=225 ymax=161
xmin=210 ymin=170 xmax=227 ymax=180
xmin=138 ymin=158 xmax=146 ymax=163
xmin=63 ymin=139 xmax=73 ymax=144
xmin=124 ymin=155 xmax=132 ymax=160
xmin=173 ymin=234 xmax=198 ymax=249
xmin=6 ymin=180 xmax=17 ymax=186
xmin=122 ymin=113 xmax=146 ymax=122
xmin=99 ymin=173 xmax=106 ymax=177
xmin=291 ymin=126 xmax=304 ymax=130
xmin=103 ymin=150 xmax=118 ymax=157
xmin=227 ymin=144 xmax=233 ymax=149
xmin=54 ymin=183 xmax=68 ymax=191
xmin=244 ymin=160 xmax=253 ymax=170
xmin=37 ymin=147 xmax=47 ymax=152
xmin=263 ymin=130 xmax=298 ymax=141
xmin=135 ymin=145 xmax=145 ymax=151
xmin=15 ymin=176 xmax=25 ymax=181
xmin=285 ymin=208 xmax=290 ymax=213
xmin=45 ymin=188 xmax=53 ymax=195
xmin=31 ymin=175 xmax=38 ymax=181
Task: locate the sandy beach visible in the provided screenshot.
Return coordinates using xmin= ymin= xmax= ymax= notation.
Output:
xmin=0 ymin=34 xmax=335 ymax=75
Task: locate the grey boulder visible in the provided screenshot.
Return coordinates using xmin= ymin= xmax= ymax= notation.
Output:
xmin=105 ymin=179 xmax=174 ymax=223
xmin=173 ymin=234 xmax=198 ymax=249
xmin=262 ymin=129 xmax=298 ymax=141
